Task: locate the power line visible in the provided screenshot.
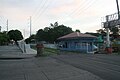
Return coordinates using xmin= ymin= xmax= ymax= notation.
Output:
xmin=0 ymin=16 xmax=6 ymax=25
xmin=68 ymin=0 xmax=92 ymax=17
xmin=7 ymin=19 xmax=8 ymax=32
xmin=30 ymin=16 xmax=32 ymax=36
xmin=31 ymin=0 xmax=44 ymax=18
xmin=32 ymin=0 xmax=54 ymax=28
xmin=56 ymin=0 xmax=97 ymax=26
xmin=30 ymin=0 xmax=97 ymax=31
xmin=32 ymin=0 xmax=49 ymax=30
xmin=0 ymin=16 xmax=7 ymax=31
xmin=71 ymin=0 xmax=97 ymax=17
xmin=32 ymin=0 xmax=49 ymax=22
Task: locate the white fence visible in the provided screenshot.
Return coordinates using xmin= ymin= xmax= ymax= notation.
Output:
xmin=17 ymin=41 xmax=37 ymax=54
xmin=29 ymin=43 xmax=57 ymax=49
xmin=17 ymin=40 xmax=26 ymax=53
xmin=43 ymin=44 xmax=57 ymax=49
xmin=17 ymin=41 xmax=57 ymax=53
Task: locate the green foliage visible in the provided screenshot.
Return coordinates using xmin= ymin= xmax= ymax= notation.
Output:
xmin=50 ymin=22 xmax=58 ymax=28
xmin=36 ymin=29 xmax=46 ymax=41
xmin=110 ymin=27 xmax=119 ymax=35
xmin=96 ymin=29 xmax=106 ymax=36
xmin=36 ymin=23 xmax=73 ymax=43
xmin=25 ymin=34 xmax=36 ymax=44
xmin=75 ymin=29 xmax=81 ymax=33
xmin=7 ymin=30 xmax=23 ymax=42
xmin=30 ymin=45 xmax=58 ymax=56
xmin=0 ymin=31 xmax=9 ymax=45
xmin=85 ymin=32 xmax=99 ymax=36
xmin=110 ymin=27 xmax=119 ymax=39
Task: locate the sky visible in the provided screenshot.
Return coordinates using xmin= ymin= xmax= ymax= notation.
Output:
xmin=0 ymin=0 xmax=119 ymax=38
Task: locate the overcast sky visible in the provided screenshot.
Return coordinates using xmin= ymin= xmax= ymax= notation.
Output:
xmin=0 ymin=0 xmax=119 ymax=38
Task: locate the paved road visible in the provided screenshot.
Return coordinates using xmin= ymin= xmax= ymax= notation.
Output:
xmin=0 ymin=45 xmax=103 ymax=80
xmin=52 ymin=54 xmax=120 ymax=80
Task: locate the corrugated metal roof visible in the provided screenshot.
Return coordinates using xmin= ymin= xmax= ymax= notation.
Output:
xmin=58 ymin=32 xmax=96 ymax=40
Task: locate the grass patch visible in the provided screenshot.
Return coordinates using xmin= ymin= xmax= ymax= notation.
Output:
xmin=58 ymin=50 xmax=84 ymax=55
xmin=117 ymin=52 xmax=120 ymax=55
xmin=30 ymin=45 xmax=59 ymax=56
xmin=44 ymin=48 xmax=58 ymax=53
xmin=30 ymin=45 xmax=87 ymax=56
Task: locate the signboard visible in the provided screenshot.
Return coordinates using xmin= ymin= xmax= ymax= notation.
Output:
xmin=102 ymin=12 xmax=120 ymax=28
xmin=103 ymin=19 xmax=120 ymax=28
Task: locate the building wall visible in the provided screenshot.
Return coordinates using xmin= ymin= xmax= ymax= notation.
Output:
xmin=58 ymin=38 xmax=96 ymax=53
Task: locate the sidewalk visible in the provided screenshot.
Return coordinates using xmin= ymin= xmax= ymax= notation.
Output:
xmin=0 ymin=45 xmax=36 ymax=59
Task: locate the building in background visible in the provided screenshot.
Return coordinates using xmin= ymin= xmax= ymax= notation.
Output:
xmin=57 ymin=32 xmax=97 ymax=53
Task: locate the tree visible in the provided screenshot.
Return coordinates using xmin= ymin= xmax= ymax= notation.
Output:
xmin=50 ymin=22 xmax=58 ymax=28
xmin=96 ymin=29 xmax=106 ymax=37
xmin=44 ymin=27 xmax=50 ymax=32
xmin=75 ymin=29 xmax=80 ymax=33
xmin=36 ymin=29 xmax=45 ymax=42
xmin=36 ymin=23 xmax=73 ymax=43
xmin=50 ymin=23 xmax=54 ymax=27
xmin=85 ymin=32 xmax=99 ymax=37
xmin=25 ymin=34 xmax=36 ymax=44
xmin=54 ymin=22 xmax=58 ymax=27
xmin=47 ymin=24 xmax=73 ymax=43
xmin=110 ymin=27 xmax=119 ymax=39
xmin=96 ymin=29 xmax=106 ymax=34
xmin=7 ymin=30 xmax=23 ymax=43
xmin=0 ymin=31 xmax=9 ymax=45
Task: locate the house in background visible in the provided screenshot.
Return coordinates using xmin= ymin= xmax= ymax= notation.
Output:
xmin=57 ymin=32 xmax=97 ymax=53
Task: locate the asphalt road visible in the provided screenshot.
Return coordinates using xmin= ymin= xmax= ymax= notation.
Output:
xmin=52 ymin=54 xmax=120 ymax=80
xmin=0 ymin=45 xmax=120 ymax=80
xmin=0 ymin=45 xmax=103 ymax=80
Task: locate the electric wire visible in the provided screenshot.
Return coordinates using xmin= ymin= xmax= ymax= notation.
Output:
xmin=32 ymin=0 xmax=55 ymax=28
xmin=32 ymin=0 xmax=49 ymax=23
xmin=31 ymin=0 xmax=44 ymax=18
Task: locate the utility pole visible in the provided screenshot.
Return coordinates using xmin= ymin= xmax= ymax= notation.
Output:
xmin=23 ymin=29 xmax=25 ymax=39
xmin=106 ymin=16 xmax=110 ymax=48
xmin=116 ymin=0 xmax=120 ymax=19
xmin=102 ymin=0 xmax=120 ymax=54
xmin=7 ymin=19 xmax=8 ymax=32
xmin=0 ymin=26 xmax=1 ymax=32
xmin=30 ymin=16 xmax=32 ymax=37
